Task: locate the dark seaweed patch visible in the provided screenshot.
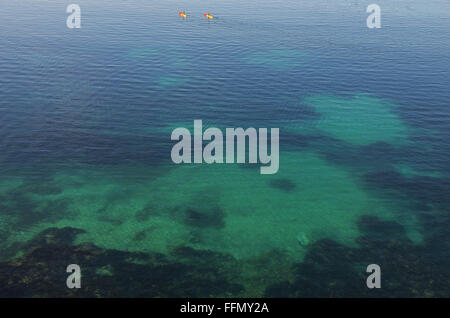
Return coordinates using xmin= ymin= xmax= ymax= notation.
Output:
xmin=0 ymin=227 xmax=243 ymax=297
xmin=357 ymin=215 xmax=407 ymax=241
xmin=135 ymin=204 xmax=160 ymax=222
xmin=133 ymin=230 xmax=147 ymax=241
xmin=187 ymin=230 xmax=204 ymax=244
xmin=100 ymin=217 xmax=123 ymax=226
xmin=265 ymin=216 xmax=450 ymax=297
xmin=132 ymin=227 xmax=156 ymax=242
xmin=364 ymin=170 xmax=450 ymax=206
xmin=184 ymin=207 xmax=225 ymax=229
xmin=269 ymin=178 xmax=297 ymax=192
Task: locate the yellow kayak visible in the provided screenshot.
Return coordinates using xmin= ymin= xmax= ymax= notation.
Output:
xmin=204 ymin=13 xmax=213 ymax=19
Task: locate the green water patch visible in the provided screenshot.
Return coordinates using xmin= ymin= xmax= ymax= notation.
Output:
xmin=141 ymin=151 xmax=423 ymax=258
xmin=127 ymin=47 xmax=160 ymax=59
xmin=244 ymin=49 xmax=308 ymax=70
xmin=286 ymin=94 xmax=411 ymax=146
xmin=154 ymin=75 xmax=189 ymax=88
xmin=166 ymin=55 xmax=192 ymax=68
xmin=87 ymin=155 xmax=416 ymax=256
xmin=0 ymin=151 xmax=423 ymax=261
xmin=268 ymin=178 xmax=297 ymax=192
xmin=394 ymin=164 xmax=443 ymax=179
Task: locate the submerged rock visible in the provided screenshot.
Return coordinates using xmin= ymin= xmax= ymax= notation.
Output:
xmin=297 ymin=232 xmax=310 ymax=247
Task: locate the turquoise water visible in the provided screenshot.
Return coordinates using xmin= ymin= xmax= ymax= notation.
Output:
xmin=0 ymin=0 xmax=449 ymax=297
